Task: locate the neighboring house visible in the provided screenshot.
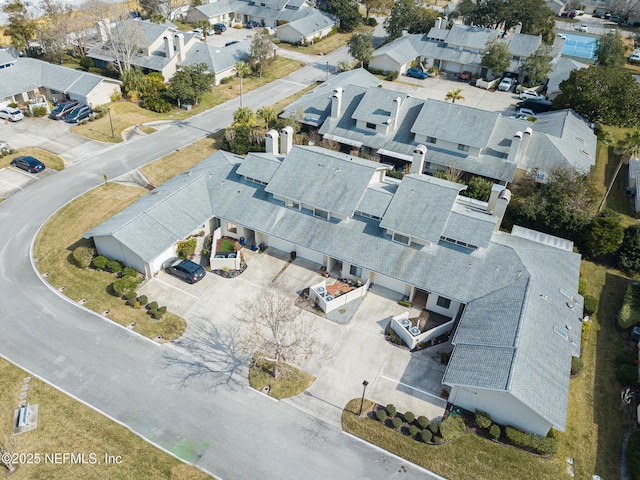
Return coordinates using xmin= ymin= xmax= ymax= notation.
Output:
xmin=282 ymin=70 xmax=597 ymax=184
xmin=546 ymin=56 xmax=589 ymax=100
xmin=546 ymin=0 xmax=566 ymax=16
xmin=85 ymin=139 xmax=583 ymax=437
xmin=186 ymin=0 xmax=328 ymax=30
xmin=0 ymin=48 xmax=121 ymax=107
xmin=276 ymin=10 xmax=336 ymax=45
xmin=628 ymin=157 xmax=640 ymax=213
xmin=87 ymin=18 xmax=250 ymax=84
xmin=369 ymin=20 xmax=563 ymax=79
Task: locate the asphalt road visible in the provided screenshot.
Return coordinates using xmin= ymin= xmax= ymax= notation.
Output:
xmin=0 ymin=52 xmax=444 ymax=480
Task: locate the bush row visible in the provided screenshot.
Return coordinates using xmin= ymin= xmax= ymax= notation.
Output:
xmin=123 ymin=292 xmax=167 ymax=319
xmin=503 ymin=426 xmax=558 ymax=455
xmin=376 ymin=404 xmax=448 ymax=444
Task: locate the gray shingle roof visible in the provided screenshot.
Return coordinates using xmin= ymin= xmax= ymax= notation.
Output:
xmin=191 ymin=0 xmax=233 ymax=18
xmin=380 ymin=174 xmax=464 ymax=244
xmin=265 ymin=146 xmax=383 ymax=217
xmin=444 ymin=24 xmax=499 ymax=49
xmin=547 ymin=57 xmax=588 ymax=97
xmin=442 ymin=204 xmax=497 ymax=249
xmin=236 ymin=152 xmax=283 ymax=183
xmin=181 ymin=39 xmax=251 ymax=74
xmin=443 ymin=344 xmax=517 ymax=390
xmin=370 ymin=35 xmax=419 ymax=65
xmin=356 ymin=183 xmax=396 ymax=218
xmin=278 ymin=10 xmax=335 ymax=37
xmin=507 ymin=32 xmax=542 ymax=57
xmin=351 ymin=89 xmax=408 ymax=126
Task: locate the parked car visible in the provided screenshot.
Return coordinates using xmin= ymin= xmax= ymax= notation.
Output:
xmin=64 ymin=105 xmax=92 ymax=123
xmin=610 ymin=15 xmax=621 ymax=23
xmin=406 ymin=67 xmax=428 ymax=79
xmin=630 ymin=51 xmax=640 ymax=63
xmin=245 ymin=20 xmax=260 ymax=29
xmin=498 ymin=77 xmax=515 ymax=92
xmin=0 ymin=107 xmax=24 ymax=122
xmin=49 ymin=100 xmax=79 ymax=120
xmin=515 ymin=98 xmax=553 ymax=113
xmin=458 ymin=70 xmax=472 ymax=81
xmin=577 ymin=24 xmax=588 ymax=32
xmin=10 ymin=155 xmax=45 ymax=173
xmin=519 ymin=89 xmax=546 ymax=101
xmin=212 ymin=23 xmax=226 ymax=33
xmin=515 ymin=108 xmax=537 ymax=119
xmin=0 ymin=140 xmax=9 ymax=153
xmin=165 ymin=258 xmax=206 ymax=284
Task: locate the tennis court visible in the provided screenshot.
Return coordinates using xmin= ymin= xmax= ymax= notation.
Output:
xmin=561 ymin=33 xmax=598 ymax=60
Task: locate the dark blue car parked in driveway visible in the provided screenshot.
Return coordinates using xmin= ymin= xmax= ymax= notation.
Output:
xmin=406 ymin=67 xmax=428 ymax=79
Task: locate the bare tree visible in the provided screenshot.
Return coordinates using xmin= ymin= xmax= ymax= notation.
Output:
xmin=0 ymin=437 xmax=18 ymax=474
xmin=140 ymin=0 xmax=191 ymax=21
xmin=236 ymin=283 xmax=319 ymax=379
xmin=445 ymin=166 xmax=462 ymax=183
xmin=607 ymin=0 xmax=640 ymax=21
xmin=37 ymin=0 xmax=74 ymax=63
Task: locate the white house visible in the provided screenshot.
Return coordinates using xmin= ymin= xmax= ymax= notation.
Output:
xmin=85 ymin=139 xmax=583 ymax=437
xmin=276 ymin=10 xmax=336 ymax=45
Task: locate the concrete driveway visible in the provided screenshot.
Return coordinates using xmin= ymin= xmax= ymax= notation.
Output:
xmin=0 ymin=166 xmax=54 ymax=199
xmin=204 ymin=26 xmax=257 ymax=48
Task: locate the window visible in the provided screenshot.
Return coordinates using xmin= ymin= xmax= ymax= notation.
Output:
xmin=350 ymin=265 xmax=362 ymax=277
xmin=392 ymin=232 xmax=410 ymax=245
xmin=314 ymin=208 xmax=329 ymax=220
xmin=227 ymin=222 xmax=237 ymax=234
xmin=366 ymin=122 xmax=376 ymax=130
xmin=436 ymin=296 xmax=451 ymax=309
xmin=457 ymin=144 xmax=469 ymax=152
xmin=426 ymin=136 xmax=436 ymax=144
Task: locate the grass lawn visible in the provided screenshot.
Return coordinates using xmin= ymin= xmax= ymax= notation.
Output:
xmin=0 ymin=358 xmax=211 ymax=479
xmin=33 ymin=183 xmax=187 ymax=341
xmin=1 ymin=147 xmax=65 ymax=171
xmin=219 ymin=239 xmax=236 ymax=252
xmin=249 ymin=356 xmax=315 ymax=399
xmin=72 ymin=57 xmax=302 ymax=144
xmin=276 ymin=31 xmax=354 ymax=56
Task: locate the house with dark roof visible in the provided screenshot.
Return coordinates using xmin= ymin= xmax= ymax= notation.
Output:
xmin=0 ymin=48 xmax=121 ymax=108
xmin=85 ymin=137 xmax=583 ymax=437
xmin=282 ymin=69 xmax=597 ymax=184
xmin=87 ymin=19 xmax=250 ymax=84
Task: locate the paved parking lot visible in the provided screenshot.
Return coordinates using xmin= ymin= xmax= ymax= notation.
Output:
xmin=0 ymin=166 xmax=54 ymax=199
xmin=203 ymin=26 xmax=258 ymax=48
xmin=140 ymin=248 xmax=448 ymax=427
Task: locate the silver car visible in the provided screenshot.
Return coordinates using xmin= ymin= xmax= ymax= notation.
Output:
xmin=0 ymin=107 xmax=24 ymax=122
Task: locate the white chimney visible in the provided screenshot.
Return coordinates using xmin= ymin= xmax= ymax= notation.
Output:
xmin=508 ymin=131 xmax=522 ymax=162
xmin=331 ymin=87 xmax=343 ymax=118
xmin=436 ymin=17 xmax=442 ymax=29
xmin=492 ymin=189 xmax=511 ymax=231
xmin=517 ymin=127 xmax=532 ymax=163
xmin=411 ymin=145 xmax=427 ymax=175
xmin=280 ymin=126 xmax=294 ymax=155
xmin=96 ymin=21 xmax=109 ymax=43
xmin=514 ymin=22 xmax=522 ymax=35
xmin=164 ymin=35 xmax=174 ymax=59
xmin=391 ymin=96 xmax=402 ymax=130
xmin=174 ymin=33 xmax=185 ymax=62
xmin=487 ymin=183 xmax=505 ymax=213
xmin=265 ymin=129 xmax=279 ymax=155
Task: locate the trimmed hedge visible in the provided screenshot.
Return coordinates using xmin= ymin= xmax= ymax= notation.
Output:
xmin=583 ymin=295 xmax=598 ymax=316
xmin=504 ymin=426 xmax=558 ymax=455
xmin=428 ymin=419 xmax=440 ymax=434
xmin=627 ymin=430 xmax=640 ymax=480
xmin=404 ymin=411 xmax=415 ymax=423
xmin=417 ymin=415 xmax=429 ymax=429
xmin=409 ymin=425 xmax=419 ymax=437
xmin=618 ymin=283 xmax=640 ymax=329
xmin=420 ymin=429 xmax=432 ymax=443
xmin=475 ymin=410 xmax=492 ymax=429
xmin=137 ymin=295 xmax=148 ymax=306
xmin=440 ymin=414 xmax=466 ymax=441
xmin=386 ymin=404 xmax=396 ymax=417
xmin=122 ymin=266 xmax=138 ymax=278
xmin=124 ymin=291 xmax=137 ymax=302
xmin=107 ymin=260 xmax=122 ymax=273
xmin=489 ymin=424 xmax=501 ymax=440
xmin=147 ymin=301 xmax=158 ymax=310
xmin=72 ymin=246 xmax=95 ymax=268
xmin=391 ymin=417 xmax=402 ymax=429
xmin=112 ymin=276 xmax=141 ymax=297
xmin=571 ymin=356 xmax=584 ymax=376
xmin=92 ymin=255 xmax=109 ymax=270
xmin=376 ymin=409 xmax=387 ymax=421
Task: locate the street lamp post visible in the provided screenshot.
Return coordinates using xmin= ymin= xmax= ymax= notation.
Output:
xmin=326 ymin=61 xmax=329 ymax=82
xmin=358 ymin=380 xmax=369 ymax=416
xmin=107 ymin=107 xmax=115 ymax=139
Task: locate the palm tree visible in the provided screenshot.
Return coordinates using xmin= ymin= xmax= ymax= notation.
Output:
xmin=445 ymin=88 xmax=465 ymax=104
xmin=257 ymin=107 xmax=277 ymax=130
xmin=235 ymin=61 xmax=252 ymax=107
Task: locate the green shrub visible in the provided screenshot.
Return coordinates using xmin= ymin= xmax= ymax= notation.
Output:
xmin=92 ymin=255 xmax=109 ymax=270
xmin=106 ymin=260 xmax=122 ymax=273
xmin=475 ymin=410 xmax=492 ymax=429
xmin=440 ymin=414 xmax=466 ymax=441
xmin=137 ymin=295 xmax=148 ymax=306
xmin=428 ymin=419 xmax=440 ymax=434
xmin=404 ymin=411 xmax=415 ymax=423
xmin=149 ymin=307 xmax=157 ymax=316
xmin=420 ymin=429 xmax=432 ymax=443
xmin=158 ymin=306 xmax=167 ymax=314
xmin=72 ymin=246 xmax=95 ymax=268
xmin=79 ymin=56 xmax=94 ymax=70
xmin=387 ymin=71 xmax=398 ymax=81
xmin=417 ymin=416 xmax=429 ymax=428
xmin=583 ymin=295 xmax=598 ymax=316
xmin=627 ymin=430 xmax=640 ymax=480
xmin=386 ymin=404 xmax=396 ymax=417
xmin=122 ymin=267 xmax=138 ymax=278
xmin=366 ymin=17 xmax=378 ymax=26
xmin=147 ymin=301 xmax=158 ymax=310
xmin=391 ymin=417 xmax=402 ymax=429
xmin=177 ymin=238 xmax=197 ymax=258
xmin=489 ymin=424 xmax=501 ymax=440
xmin=32 ymin=106 xmax=47 ymax=117
xmin=151 ymin=309 xmax=164 ymax=319
xmin=578 ymin=278 xmax=587 ymax=296
xmin=141 ymin=93 xmax=172 ymax=113
xmin=618 ymin=283 xmax=640 ymax=329
xmin=617 ymin=364 xmax=638 ymax=386
xmin=409 ymin=425 xmax=419 ymax=437
xmin=220 ymin=76 xmax=232 ymax=84
xmin=433 ymin=436 xmax=443 ymax=445
xmin=385 ymin=327 xmax=405 ymax=346
xmin=571 ymin=356 xmax=584 ymax=376
xmin=112 ymin=276 xmax=141 ymax=297
xmin=617 ymin=350 xmax=637 ymax=367
xmin=376 ymin=409 xmax=387 ymax=421
xmin=124 ymin=291 xmax=137 ymax=301
xmin=504 ymin=426 xmax=558 ymax=455
xmin=398 ymin=299 xmax=412 ymax=307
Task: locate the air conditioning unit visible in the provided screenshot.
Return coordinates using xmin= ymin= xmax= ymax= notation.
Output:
xmin=409 ymin=326 xmax=421 ymax=336
xmin=399 ymin=318 xmax=411 ymax=328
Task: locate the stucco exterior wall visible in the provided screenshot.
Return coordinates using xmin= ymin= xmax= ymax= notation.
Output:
xmin=93 ymin=236 xmax=149 ymax=277
xmin=84 ymin=80 xmax=122 ymax=106
xmin=369 ymin=54 xmax=405 ymax=74
xmin=426 ymin=294 xmax=460 ymax=318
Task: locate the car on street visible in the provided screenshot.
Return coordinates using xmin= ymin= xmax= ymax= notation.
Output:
xmin=406 ymin=67 xmax=428 ymax=79
xmin=519 ymin=89 xmax=546 ymax=101
xmin=0 ymin=140 xmax=9 ymax=153
xmin=165 ymin=258 xmax=206 ymax=284
xmin=515 ymin=108 xmax=537 ymax=119
xmin=49 ymin=100 xmax=80 ymax=120
xmin=516 ymin=98 xmax=553 ymax=113
xmin=245 ymin=20 xmax=260 ymax=29
xmin=577 ymin=24 xmax=588 ymax=32
xmin=64 ymin=105 xmax=92 ymax=123
xmin=630 ymin=51 xmax=640 ymax=63
xmin=10 ymin=155 xmax=45 ymax=173
xmin=498 ymin=77 xmax=515 ymax=92
xmin=212 ymin=23 xmax=226 ymax=33
xmin=0 ymin=107 xmax=24 ymax=122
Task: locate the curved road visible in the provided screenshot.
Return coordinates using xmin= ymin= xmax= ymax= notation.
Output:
xmin=0 ymin=55 xmax=442 ymax=480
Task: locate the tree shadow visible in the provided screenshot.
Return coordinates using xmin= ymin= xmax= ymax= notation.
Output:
xmin=160 ymin=320 xmax=250 ymax=392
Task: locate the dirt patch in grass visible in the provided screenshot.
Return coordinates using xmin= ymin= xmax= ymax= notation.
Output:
xmin=249 ymin=356 xmax=315 ymax=399
xmin=1 ymin=147 xmax=65 ymax=170
xmin=0 ymin=357 xmax=211 ymax=480
xmin=33 ymin=183 xmax=187 ymax=341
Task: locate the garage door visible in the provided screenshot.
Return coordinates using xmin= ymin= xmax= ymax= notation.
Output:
xmin=268 ymin=236 xmax=295 ymax=254
xmin=373 ymin=272 xmax=407 ymax=294
xmin=296 ymin=245 xmax=324 ymax=264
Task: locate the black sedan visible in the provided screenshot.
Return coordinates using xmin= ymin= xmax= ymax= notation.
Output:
xmin=10 ymin=156 xmax=46 ymax=173
xmin=165 ymin=259 xmax=206 ymax=284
